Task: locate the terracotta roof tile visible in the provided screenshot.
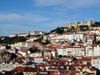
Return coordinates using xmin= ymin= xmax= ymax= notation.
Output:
xmin=11 ymin=66 xmax=25 ymax=72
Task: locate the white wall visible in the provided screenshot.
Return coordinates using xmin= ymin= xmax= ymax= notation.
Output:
xmin=94 ymin=45 xmax=100 ymax=56
xmin=34 ymin=58 xmax=43 ymax=63
xmin=57 ymin=48 xmax=85 ymax=56
xmin=52 ymin=34 xmax=84 ymax=41
xmin=92 ymin=58 xmax=100 ymax=70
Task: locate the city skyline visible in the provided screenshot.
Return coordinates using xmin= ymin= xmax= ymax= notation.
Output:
xmin=0 ymin=0 xmax=100 ymax=35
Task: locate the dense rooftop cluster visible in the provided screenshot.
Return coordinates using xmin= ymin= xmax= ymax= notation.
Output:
xmin=1 ymin=21 xmax=100 ymax=75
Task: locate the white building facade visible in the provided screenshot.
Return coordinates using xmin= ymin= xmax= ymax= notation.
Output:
xmin=57 ymin=47 xmax=85 ymax=56
xmin=94 ymin=45 xmax=100 ymax=56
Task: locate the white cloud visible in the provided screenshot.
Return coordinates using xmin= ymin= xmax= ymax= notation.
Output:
xmin=0 ymin=13 xmax=50 ymax=35
xmin=0 ymin=24 xmax=32 ymax=36
xmin=34 ymin=0 xmax=100 ymax=8
xmin=34 ymin=0 xmax=63 ymax=6
xmin=0 ymin=13 xmax=49 ymax=25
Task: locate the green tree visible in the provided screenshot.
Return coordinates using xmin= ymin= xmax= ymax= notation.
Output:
xmin=79 ymin=25 xmax=89 ymax=31
xmin=34 ymin=37 xmax=42 ymax=43
xmin=29 ymin=46 xmax=40 ymax=53
xmin=58 ymin=55 xmax=63 ymax=58
xmin=0 ymin=36 xmax=27 ymax=44
xmin=67 ymin=26 xmax=77 ymax=32
xmin=91 ymin=22 xmax=100 ymax=27
xmin=94 ymin=41 xmax=100 ymax=45
xmin=41 ymin=40 xmax=50 ymax=45
xmin=56 ymin=27 xmax=64 ymax=34
xmin=49 ymin=27 xmax=64 ymax=34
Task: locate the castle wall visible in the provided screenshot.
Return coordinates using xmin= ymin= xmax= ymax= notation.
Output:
xmin=66 ymin=20 xmax=94 ymax=28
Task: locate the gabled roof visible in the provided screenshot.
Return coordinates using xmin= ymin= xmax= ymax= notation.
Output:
xmin=24 ymin=67 xmax=37 ymax=72
xmin=11 ymin=66 xmax=25 ymax=72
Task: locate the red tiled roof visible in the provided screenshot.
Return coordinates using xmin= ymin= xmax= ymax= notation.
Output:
xmin=71 ymin=70 xmax=80 ymax=73
xmin=63 ymin=45 xmax=72 ymax=48
xmin=11 ymin=66 xmax=25 ymax=72
xmin=92 ymin=57 xmax=98 ymax=59
xmin=90 ymin=69 xmax=96 ymax=71
xmin=61 ymin=70 xmax=70 ymax=73
xmin=61 ymin=70 xmax=80 ymax=73
xmin=24 ymin=67 xmax=37 ymax=72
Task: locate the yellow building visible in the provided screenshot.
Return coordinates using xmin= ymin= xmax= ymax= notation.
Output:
xmin=67 ymin=20 xmax=94 ymax=28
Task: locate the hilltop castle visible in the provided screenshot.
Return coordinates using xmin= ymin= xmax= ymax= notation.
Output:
xmin=66 ymin=20 xmax=95 ymax=28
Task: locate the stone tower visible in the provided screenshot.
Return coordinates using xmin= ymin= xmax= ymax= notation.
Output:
xmin=87 ymin=20 xmax=94 ymax=26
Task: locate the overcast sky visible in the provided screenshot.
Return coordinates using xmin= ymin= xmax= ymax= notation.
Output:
xmin=0 ymin=0 xmax=100 ymax=35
